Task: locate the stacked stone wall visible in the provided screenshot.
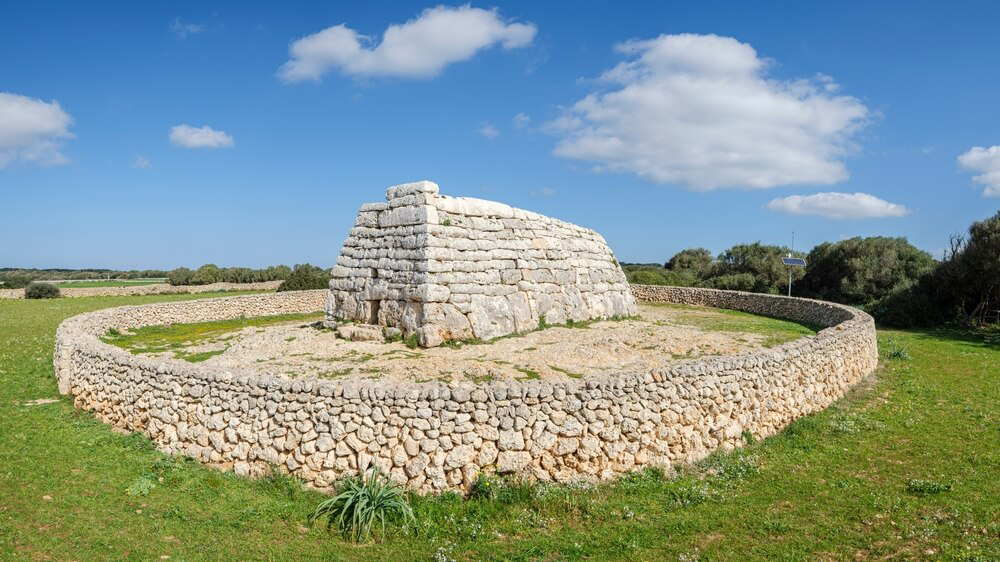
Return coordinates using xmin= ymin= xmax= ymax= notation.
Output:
xmin=54 ymin=286 xmax=877 ymax=494
xmin=327 ymin=181 xmax=637 ymax=346
xmin=0 ymin=280 xmax=283 ymax=300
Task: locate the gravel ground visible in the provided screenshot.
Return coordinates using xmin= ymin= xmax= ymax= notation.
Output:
xmin=149 ymin=304 xmax=801 ymax=383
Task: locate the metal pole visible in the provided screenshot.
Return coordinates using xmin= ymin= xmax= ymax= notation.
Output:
xmin=788 ymin=231 xmax=795 ymax=297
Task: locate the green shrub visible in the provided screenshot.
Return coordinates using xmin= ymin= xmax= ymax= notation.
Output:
xmin=167 ymin=267 xmax=194 ymax=286
xmin=277 ymin=263 xmax=329 ymax=292
xmin=905 ymin=478 xmax=951 ymax=496
xmin=309 ymin=468 xmax=414 ymax=542
xmin=0 ymin=273 xmax=35 ymax=288
xmin=24 ymin=282 xmax=60 ymax=299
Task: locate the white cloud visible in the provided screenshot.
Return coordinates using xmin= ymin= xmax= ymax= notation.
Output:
xmin=169 ymin=124 xmax=234 ymax=149
xmin=477 ymin=123 xmax=499 ymax=138
xmin=548 ymin=34 xmax=871 ymax=190
xmin=278 ymin=5 xmax=537 ymax=82
xmin=132 ymin=156 xmax=151 ymax=169
xmin=171 ymin=17 xmax=205 ymax=38
xmin=958 ymin=145 xmax=1000 ymax=197
xmin=531 ymin=187 xmax=557 ymax=197
xmin=766 ymin=192 xmax=910 ymax=219
xmin=0 ymin=92 xmax=74 ymax=169
xmin=513 ymin=112 xmax=531 ymax=129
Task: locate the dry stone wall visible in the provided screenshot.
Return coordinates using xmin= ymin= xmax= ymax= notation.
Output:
xmin=54 ymin=286 xmax=877 ymax=494
xmin=0 ymin=281 xmax=282 ymax=300
xmin=326 ymin=181 xmax=637 ymax=346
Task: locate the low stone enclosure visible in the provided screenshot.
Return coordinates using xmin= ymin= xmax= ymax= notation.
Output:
xmin=54 ymin=285 xmax=878 ymax=494
xmin=0 ymin=280 xmax=282 ymax=300
xmin=326 ymin=181 xmax=637 ymax=347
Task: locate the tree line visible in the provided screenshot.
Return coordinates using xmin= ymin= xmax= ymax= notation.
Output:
xmin=624 ymin=210 xmax=1000 ymax=327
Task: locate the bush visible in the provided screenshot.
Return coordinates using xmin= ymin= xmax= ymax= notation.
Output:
xmin=0 ymin=273 xmax=35 ymax=289
xmin=24 ymin=282 xmax=60 ymax=299
xmin=309 ymin=468 xmax=414 ymax=542
xmin=277 ymin=264 xmax=329 ymax=292
xmin=800 ymin=237 xmax=935 ymax=308
xmin=167 ymin=267 xmax=194 ymax=286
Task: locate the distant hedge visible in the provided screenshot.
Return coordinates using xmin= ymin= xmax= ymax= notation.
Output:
xmin=277 ymin=264 xmax=330 ymax=292
xmin=24 ymin=282 xmax=60 ymax=299
xmin=167 ymin=264 xmax=293 ymax=286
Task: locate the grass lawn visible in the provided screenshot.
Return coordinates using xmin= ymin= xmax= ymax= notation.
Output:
xmin=648 ymin=301 xmax=819 ymax=347
xmin=1 ymin=295 xmax=998 ymax=560
xmin=53 ymin=279 xmax=166 ymax=288
xmin=102 ymin=311 xmax=324 ymax=362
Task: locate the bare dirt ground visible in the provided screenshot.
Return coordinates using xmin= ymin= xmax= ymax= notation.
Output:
xmin=149 ymin=303 xmax=814 ymax=383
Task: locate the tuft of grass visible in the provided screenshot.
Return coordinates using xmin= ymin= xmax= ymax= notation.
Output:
xmin=513 ymin=366 xmax=540 ymax=380
xmin=549 ymin=365 xmax=583 ymax=379
xmin=905 ymin=478 xmax=952 ymax=496
xmin=403 ymin=333 xmax=419 ymax=349
xmin=884 ymin=336 xmax=913 ymax=360
xmin=309 ymin=468 xmax=415 ymax=542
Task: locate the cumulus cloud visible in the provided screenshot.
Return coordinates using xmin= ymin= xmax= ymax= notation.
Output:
xmin=548 ymin=34 xmax=871 ymax=190
xmin=132 ymin=156 xmax=151 ymax=169
xmin=477 ymin=123 xmax=499 ymax=138
xmin=170 ymin=17 xmax=205 ymax=38
xmin=0 ymin=92 xmax=74 ymax=169
xmin=531 ymin=187 xmax=557 ymax=197
xmin=169 ymin=124 xmax=234 ymax=149
xmin=513 ymin=112 xmax=531 ymax=129
xmin=958 ymin=145 xmax=1000 ymax=197
xmin=766 ymin=192 xmax=909 ymax=219
xmin=278 ymin=5 xmax=537 ymax=82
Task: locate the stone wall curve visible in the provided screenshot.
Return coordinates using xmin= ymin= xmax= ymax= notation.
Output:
xmin=53 ymin=285 xmax=878 ymax=493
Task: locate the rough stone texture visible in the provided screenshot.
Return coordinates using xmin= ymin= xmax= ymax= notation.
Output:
xmin=325 ymin=181 xmax=638 ymax=346
xmin=54 ymin=285 xmax=877 ymax=494
xmin=0 ymin=281 xmax=282 ymax=300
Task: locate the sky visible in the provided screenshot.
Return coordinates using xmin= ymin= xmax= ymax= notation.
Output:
xmin=2 ymin=1 xmax=999 ymax=270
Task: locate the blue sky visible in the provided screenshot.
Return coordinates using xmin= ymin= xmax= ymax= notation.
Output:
xmin=2 ymin=1 xmax=999 ymax=269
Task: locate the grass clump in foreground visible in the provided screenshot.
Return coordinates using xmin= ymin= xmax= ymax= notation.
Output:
xmin=101 ymin=311 xmax=324 ymax=362
xmin=2 ymin=294 xmax=1000 ymax=559
xmin=310 ymin=468 xmax=414 ymax=542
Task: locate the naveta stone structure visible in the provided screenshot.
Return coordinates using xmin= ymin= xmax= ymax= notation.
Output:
xmin=54 ymin=286 xmax=878 ymax=494
xmin=325 ymin=181 xmax=637 ymax=346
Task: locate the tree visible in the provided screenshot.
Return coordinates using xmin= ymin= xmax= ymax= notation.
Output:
xmin=277 ymin=264 xmax=330 ymax=292
xmin=801 ymin=237 xmax=935 ymax=307
xmin=191 ymin=263 xmax=221 ymax=285
xmin=666 ymin=248 xmax=714 ymax=277
xmin=711 ymin=242 xmax=805 ymax=294
xmin=167 ymin=267 xmax=193 ymax=286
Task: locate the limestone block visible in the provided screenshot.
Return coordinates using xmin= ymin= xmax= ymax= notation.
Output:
xmin=336 ymin=324 xmax=384 ymax=343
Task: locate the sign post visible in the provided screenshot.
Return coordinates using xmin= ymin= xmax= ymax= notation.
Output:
xmin=782 ymin=232 xmax=806 ymax=296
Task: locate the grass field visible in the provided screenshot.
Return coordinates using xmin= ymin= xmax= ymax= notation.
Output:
xmin=1 ymin=294 xmax=998 ymax=560
xmin=53 ymin=279 xmax=166 ymax=288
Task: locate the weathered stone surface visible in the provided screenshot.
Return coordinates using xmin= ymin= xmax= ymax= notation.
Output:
xmin=336 ymin=324 xmax=384 ymax=342
xmin=326 ymin=181 xmax=638 ymax=347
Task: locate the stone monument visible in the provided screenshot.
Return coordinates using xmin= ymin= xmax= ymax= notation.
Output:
xmin=326 ymin=181 xmax=637 ymax=347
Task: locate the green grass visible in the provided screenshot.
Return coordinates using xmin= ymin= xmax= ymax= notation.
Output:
xmin=650 ymin=301 xmax=820 ymax=347
xmin=1 ymin=294 xmax=999 ymax=559
xmin=102 ymin=311 xmax=324 ymax=362
xmin=53 ymin=279 xmax=166 ymax=288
